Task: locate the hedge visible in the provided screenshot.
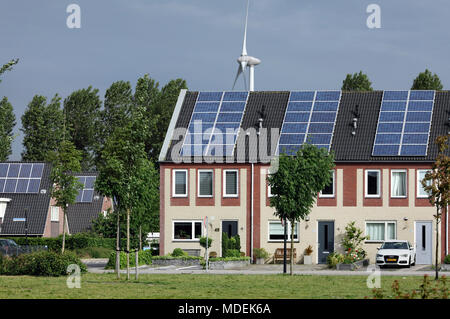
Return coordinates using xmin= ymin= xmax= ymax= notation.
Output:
xmin=0 ymin=251 xmax=87 ymax=276
xmin=4 ymin=233 xmax=118 ymax=251
xmin=105 ymin=250 xmax=153 ymax=269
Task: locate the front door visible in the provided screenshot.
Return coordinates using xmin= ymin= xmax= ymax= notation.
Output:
xmin=318 ymin=221 xmax=334 ymax=264
xmin=222 ymin=221 xmax=238 ymax=238
xmin=415 ymin=221 xmax=432 ymax=264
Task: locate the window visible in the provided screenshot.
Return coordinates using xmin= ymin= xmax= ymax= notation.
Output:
xmin=391 ymin=170 xmax=407 ymax=198
xmin=417 ymin=169 xmax=431 ymax=198
xmin=268 ymin=221 xmax=299 ymax=241
xmin=320 ymin=170 xmax=335 ymax=198
xmin=198 ymin=170 xmax=213 ymax=197
xmin=173 ymin=221 xmax=202 ymax=241
xmin=172 ymin=170 xmax=188 ymax=197
xmin=366 ymin=221 xmax=396 ymax=241
xmin=365 ymin=170 xmax=380 ymax=197
xmin=223 ymin=170 xmax=238 ymax=197
xmin=51 ymin=206 xmax=59 ymax=222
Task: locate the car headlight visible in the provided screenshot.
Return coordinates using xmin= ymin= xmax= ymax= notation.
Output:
xmin=376 ymin=254 xmax=383 ymax=258
xmin=401 ymin=254 xmax=408 ymax=257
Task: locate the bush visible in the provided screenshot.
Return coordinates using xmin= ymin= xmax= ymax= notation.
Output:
xmin=105 ymin=250 xmax=153 ymax=269
xmin=221 ymin=233 xmax=241 ymax=257
xmin=224 ymin=249 xmax=241 ymax=258
xmin=444 ymin=255 xmax=450 ymax=264
xmin=73 ymin=247 xmax=114 ymax=259
xmin=0 ymin=251 xmax=86 ymax=276
xmin=326 ymin=252 xmax=345 ymax=269
xmin=209 ymin=257 xmax=250 ymax=262
xmin=171 ymin=248 xmax=188 ymax=257
xmin=253 ymin=248 xmax=269 ymax=259
xmin=199 ymin=237 xmax=212 ymax=249
xmin=152 ymin=255 xmax=202 ymax=261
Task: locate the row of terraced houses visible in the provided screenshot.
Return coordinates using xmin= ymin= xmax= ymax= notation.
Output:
xmin=158 ymin=89 xmax=450 ymax=264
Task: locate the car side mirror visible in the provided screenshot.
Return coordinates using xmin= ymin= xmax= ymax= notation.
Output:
xmin=409 ymin=247 xmax=414 ymax=250
xmin=377 ymin=247 xmax=380 ymax=250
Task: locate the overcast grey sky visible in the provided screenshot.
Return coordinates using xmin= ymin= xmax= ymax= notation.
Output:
xmin=1 ymin=0 xmax=449 ymax=160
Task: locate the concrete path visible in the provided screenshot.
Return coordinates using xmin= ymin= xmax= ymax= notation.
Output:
xmin=82 ymin=259 xmax=447 ymax=277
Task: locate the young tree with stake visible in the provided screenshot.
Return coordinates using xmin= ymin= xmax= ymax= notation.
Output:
xmin=268 ymin=143 xmax=335 ymax=275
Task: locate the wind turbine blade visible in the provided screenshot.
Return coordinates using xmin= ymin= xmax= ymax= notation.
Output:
xmin=242 ymin=0 xmax=249 ymax=56
xmin=232 ymin=65 xmax=243 ymax=90
xmin=242 ymin=68 xmax=248 ymax=91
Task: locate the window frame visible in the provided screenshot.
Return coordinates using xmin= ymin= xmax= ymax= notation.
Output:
xmin=223 ymin=169 xmax=239 ymax=198
xmin=172 ymin=220 xmax=202 ymax=242
xmin=390 ymin=169 xmax=407 ymax=198
xmin=172 ymin=169 xmax=188 ymax=198
xmin=268 ymin=220 xmax=299 ymax=242
xmin=365 ymin=221 xmax=397 ymax=243
xmin=50 ymin=206 xmax=59 ymax=222
xmin=365 ymin=169 xmax=381 ymax=198
xmin=319 ymin=170 xmax=335 ymax=198
xmin=197 ymin=169 xmax=214 ymax=198
xmin=417 ymin=169 xmax=431 ymax=198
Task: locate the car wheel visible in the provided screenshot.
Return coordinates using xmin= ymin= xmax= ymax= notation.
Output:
xmin=412 ymin=256 xmax=416 ymax=266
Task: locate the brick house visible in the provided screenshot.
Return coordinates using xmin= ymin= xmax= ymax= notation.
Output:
xmin=0 ymin=162 xmax=112 ymax=237
xmin=158 ymin=90 xmax=450 ymax=264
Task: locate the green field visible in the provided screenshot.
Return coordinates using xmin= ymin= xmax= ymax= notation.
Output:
xmin=0 ymin=273 xmax=436 ymax=299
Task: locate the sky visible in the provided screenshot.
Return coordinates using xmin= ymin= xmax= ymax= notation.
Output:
xmin=1 ymin=0 xmax=450 ymax=160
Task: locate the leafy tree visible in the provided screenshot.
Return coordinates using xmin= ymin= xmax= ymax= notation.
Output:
xmin=422 ymin=135 xmax=450 ymax=280
xmin=341 ymin=71 xmax=373 ymax=91
xmin=0 ymin=59 xmax=19 ymax=83
xmin=0 ymin=97 xmax=16 ymax=161
xmin=21 ymin=94 xmax=65 ymax=161
xmin=95 ymin=103 xmax=155 ymax=280
xmin=64 ymin=86 xmax=102 ymax=171
xmin=48 ymin=140 xmax=83 ymax=253
xmin=268 ymin=144 xmax=335 ymax=275
xmin=411 ymin=69 xmax=443 ymax=90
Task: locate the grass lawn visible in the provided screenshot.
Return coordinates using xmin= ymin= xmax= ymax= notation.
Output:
xmin=0 ymin=273 xmax=435 ymax=299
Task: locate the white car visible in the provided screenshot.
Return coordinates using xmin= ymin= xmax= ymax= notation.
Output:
xmin=375 ymin=240 xmax=416 ymax=268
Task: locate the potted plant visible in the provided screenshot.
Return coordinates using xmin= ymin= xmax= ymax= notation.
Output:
xmin=304 ymin=245 xmax=313 ymax=265
xmin=253 ymin=248 xmax=269 ymax=264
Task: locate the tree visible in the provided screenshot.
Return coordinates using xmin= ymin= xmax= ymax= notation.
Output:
xmin=268 ymin=143 xmax=335 ymax=275
xmin=0 ymin=97 xmax=16 ymax=161
xmin=95 ymin=103 xmax=154 ymax=280
xmin=0 ymin=59 xmax=19 ymax=84
xmin=422 ymin=135 xmax=450 ymax=280
xmin=21 ymin=94 xmax=65 ymax=161
xmin=341 ymin=71 xmax=373 ymax=91
xmin=411 ymin=69 xmax=443 ymax=90
xmin=48 ymin=140 xmax=83 ymax=253
xmin=64 ymin=86 xmax=102 ymax=171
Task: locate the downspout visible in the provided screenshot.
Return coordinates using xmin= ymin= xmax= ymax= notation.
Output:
xmin=251 ymin=163 xmax=254 ymax=263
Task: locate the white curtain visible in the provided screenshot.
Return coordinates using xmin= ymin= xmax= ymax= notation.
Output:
xmin=367 ymin=223 xmax=385 ymax=241
xmin=387 ymin=223 xmax=396 ymax=240
xmin=392 ymin=171 xmax=406 ymax=197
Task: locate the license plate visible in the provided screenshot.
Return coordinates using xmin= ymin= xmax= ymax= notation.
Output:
xmin=387 ymin=258 xmax=396 ymax=262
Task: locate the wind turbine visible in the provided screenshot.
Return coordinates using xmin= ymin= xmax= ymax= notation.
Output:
xmin=232 ymin=0 xmax=261 ymax=92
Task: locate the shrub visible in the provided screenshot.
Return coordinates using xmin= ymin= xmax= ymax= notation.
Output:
xmin=444 ymin=255 xmax=450 ymax=264
xmin=199 ymin=237 xmax=212 ymax=249
xmin=0 ymin=251 xmax=86 ymax=276
xmin=221 ymin=233 xmax=241 ymax=257
xmin=171 ymin=248 xmax=188 ymax=257
xmin=304 ymin=245 xmax=313 ymax=256
xmin=326 ymin=252 xmax=345 ymax=268
xmin=253 ymin=248 xmax=269 ymax=259
xmin=224 ymin=249 xmax=240 ymax=258
xmin=105 ymin=250 xmax=152 ymax=269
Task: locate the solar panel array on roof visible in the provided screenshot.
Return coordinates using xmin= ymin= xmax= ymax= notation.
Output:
xmin=180 ymin=91 xmax=249 ymax=157
xmin=0 ymin=163 xmax=43 ymax=193
xmin=277 ymin=91 xmax=341 ymax=155
xmin=75 ymin=176 xmax=96 ymax=203
xmin=372 ymin=90 xmax=435 ymax=156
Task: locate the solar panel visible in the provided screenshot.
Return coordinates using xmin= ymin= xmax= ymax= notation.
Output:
xmin=372 ymin=90 xmax=435 ymax=156
xmin=76 ymin=176 xmax=96 ymax=203
xmin=0 ymin=163 xmax=43 ymax=193
xmin=181 ymin=91 xmax=249 ymax=157
xmin=278 ymin=91 xmax=341 ymax=154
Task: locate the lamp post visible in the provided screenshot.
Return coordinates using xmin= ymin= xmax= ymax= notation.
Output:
xmin=283 ymin=217 xmax=287 ymax=274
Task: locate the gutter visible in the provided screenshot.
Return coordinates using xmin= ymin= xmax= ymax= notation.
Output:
xmin=250 ymin=163 xmax=254 ymax=263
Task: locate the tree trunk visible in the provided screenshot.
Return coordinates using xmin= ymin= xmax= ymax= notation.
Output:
xmin=116 ymin=210 xmax=120 ymax=279
xmin=435 ymin=206 xmax=440 ymax=280
xmin=139 ymin=225 xmax=142 ymax=251
xmin=61 ymin=207 xmax=67 ymax=254
xmin=127 ymin=208 xmax=130 ymax=281
xmin=290 ymin=221 xmax=294 ymax=276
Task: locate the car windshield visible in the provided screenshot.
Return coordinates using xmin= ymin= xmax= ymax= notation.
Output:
xmin=382 ymin=242 xmax=408 ymax=250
